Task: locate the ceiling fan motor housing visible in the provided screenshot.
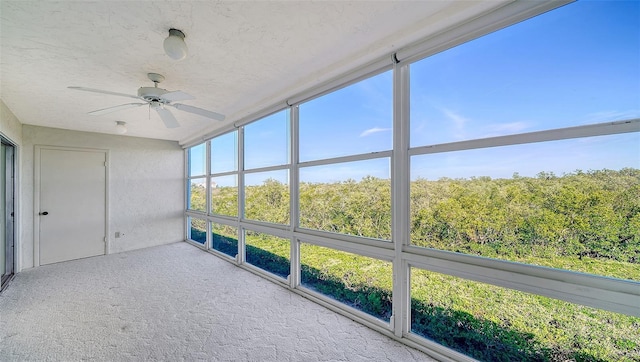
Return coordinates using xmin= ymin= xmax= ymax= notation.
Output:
xmin=138 ymin=87 xmax=168 ymax=102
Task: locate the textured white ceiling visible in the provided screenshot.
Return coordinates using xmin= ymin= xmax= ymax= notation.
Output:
xmin=0 ymin=1 xmax=507 ymax=143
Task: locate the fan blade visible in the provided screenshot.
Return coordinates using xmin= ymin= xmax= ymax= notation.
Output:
xmin=155 ymin=107 xmax=180 ymax=128
xmin=170 ymin=103 xmax=225 ymax=121
xmin=68 ymin=86 xmax=140 ymax=100
xmin=161 ymin=90 xmax=195 ymax=102
xmin=88 ymin=103 xmax=147 ymax=116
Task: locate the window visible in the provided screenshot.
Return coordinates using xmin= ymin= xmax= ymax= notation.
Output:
xmin=211 ymin=175 xmax=238 ymax=217
xmin=299 ymin=71 xmax=392 ymax=162
xmin=244 ymin=170 xmax=289 ymax=225
xmin=187 ymin=143 xmax=207 ymax=212
xmin=410 ymin=267 xmax=640 ymax=361
xmin=188 ymin=178 xmax=206 ymax=213
xmin=409 ymin=1 xmax=639 ymax=148
xmin=210 ymin=223 xmax=237 ymax=258
xmin=244 ymin=110 xmax=290 ymax=170
xmin=211 ymin=130 xmax=238 ymax=174
xmin=299 ymin=158 xmax=391 ymax=240
xmin=301 ymin=243 xmax=392 ymax=321
xmin=241 ymin=110 xmax=291 ymax=225
xmin=245 ymin=230 xmax=290 ymax=279
xmin=188 ymin=217 xmax=206 ymax=245
xmin=297 ymin=72 xmax=393 ymax=242
xmin=188 ymin=143 xmax=206 ymax=177
xmin=410 ymin=134 xmax=640 ymax=281
xmin=209 ymin=131 xmax=239 ymax=217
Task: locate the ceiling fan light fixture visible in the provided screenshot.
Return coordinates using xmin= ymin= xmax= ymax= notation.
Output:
xmin=163 ymin=28 xmax=188 ymax=60
xmin=115 ymin=121 xmax=127 ymax=134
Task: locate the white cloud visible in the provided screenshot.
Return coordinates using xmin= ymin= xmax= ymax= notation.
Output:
xmin=359 ymin=127 xmax=391 ymax=137
xmin=441 ymin=108 xmax=469 ymax=131
xmin=440 ymin=108 xmax=470 ymax=140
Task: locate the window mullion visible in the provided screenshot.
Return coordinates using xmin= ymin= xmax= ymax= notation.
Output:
xmin=237 ymin=127 xmax=246 ymax=264
xmin=392 ymin=60 xmax=411 ymax=338
xmin=290 ymin=105 xmax=300 ymax=289
xmin=205 ymin=141 xmax=211 ymax=249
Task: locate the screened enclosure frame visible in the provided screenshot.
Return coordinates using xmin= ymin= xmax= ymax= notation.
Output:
xmin=184 ymin=0 xmax=640 ymax=359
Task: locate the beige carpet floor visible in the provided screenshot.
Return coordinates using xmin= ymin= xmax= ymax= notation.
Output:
xmin=0 ymin=242 xmax=435 ymax=361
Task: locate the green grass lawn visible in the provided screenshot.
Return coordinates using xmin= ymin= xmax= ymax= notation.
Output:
xmin=411 ymin=268 xmax=640 ymax=361
xmin=515 ymin=255 xmax=640 ymax=281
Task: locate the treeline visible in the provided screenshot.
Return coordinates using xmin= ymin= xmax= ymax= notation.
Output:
xmin=412 ymin=168 xmax=639 ymax=263
xmin=196 ymin=168 xmax=640 ymax=265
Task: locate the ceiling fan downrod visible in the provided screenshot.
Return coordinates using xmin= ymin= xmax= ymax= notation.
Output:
xmin=147 ymin=73 xmax=165 ymax=87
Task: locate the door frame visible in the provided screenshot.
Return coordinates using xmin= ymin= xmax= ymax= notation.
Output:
xmin=1 ymin=136 xmax=17 ymax=290
xmin=34 ymin=145 xmax=110 ymax=267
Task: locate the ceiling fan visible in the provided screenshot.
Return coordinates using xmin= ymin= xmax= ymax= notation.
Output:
xmin=68 ymin=73 xmax=225 ymax=128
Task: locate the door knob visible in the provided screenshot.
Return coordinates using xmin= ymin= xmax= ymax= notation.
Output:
xmin=39 ymin=211 xmax=49 ymax=216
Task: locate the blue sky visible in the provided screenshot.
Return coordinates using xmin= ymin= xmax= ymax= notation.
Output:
xmin=194 ymin=1 xmax=639 ymax=185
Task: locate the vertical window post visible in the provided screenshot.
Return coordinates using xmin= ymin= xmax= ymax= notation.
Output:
xmin=290 ymin=104 xmax=300 ymax=288
xmin=392 ymin=58 xmax=411 ymax=337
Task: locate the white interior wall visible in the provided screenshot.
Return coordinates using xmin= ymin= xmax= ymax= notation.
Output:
xmin=21 ymin=125 xmax=184 ymax=269
xmin=0 ymin=100 xmax=23 ymax=146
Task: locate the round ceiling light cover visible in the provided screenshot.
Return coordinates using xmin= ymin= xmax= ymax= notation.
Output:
xmin=164 ymin=28 xmax=188 ymax=60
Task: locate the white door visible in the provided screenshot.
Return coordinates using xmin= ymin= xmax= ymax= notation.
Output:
xmin=38 ymin=147 xmax=107 ymax=265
